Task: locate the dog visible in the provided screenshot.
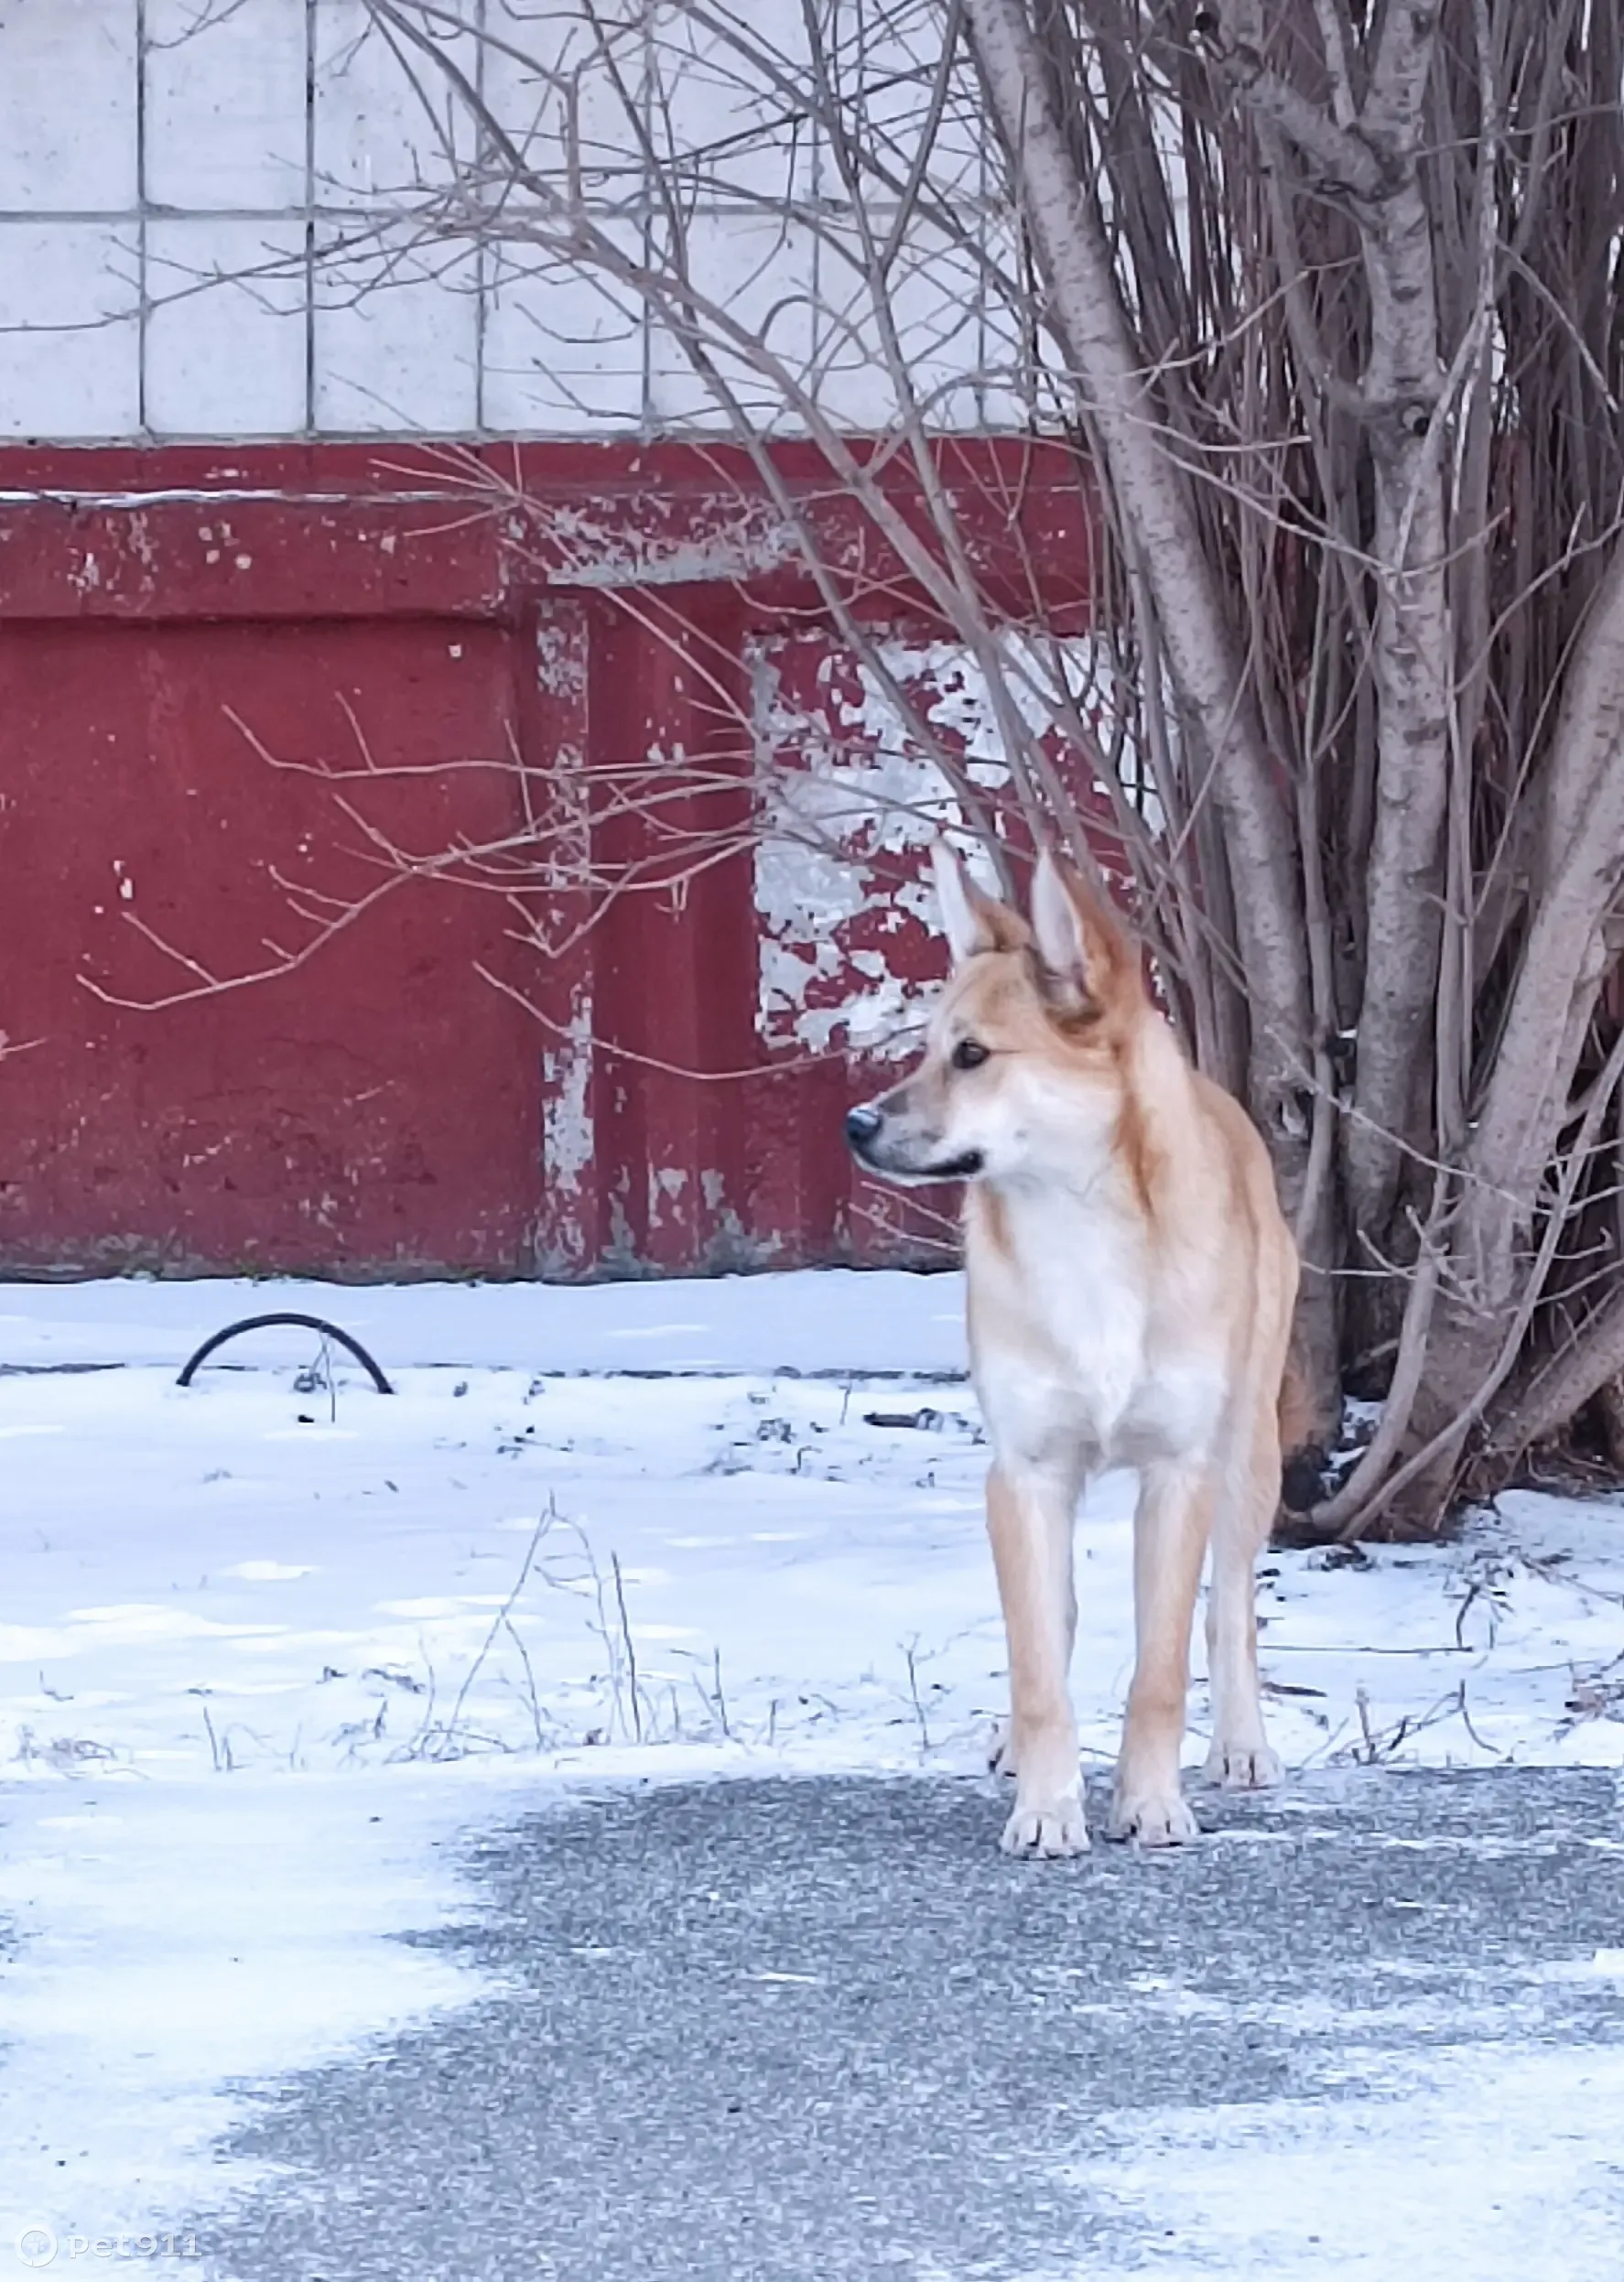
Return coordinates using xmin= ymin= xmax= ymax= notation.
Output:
xmin=846 ymin=844 xmax=1302 ymax=1856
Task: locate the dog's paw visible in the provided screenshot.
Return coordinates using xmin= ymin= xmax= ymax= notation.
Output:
xmin=1203 ymin=1739 xmax=1283 ymax=1791
xmin=1000 ymin=1792 xmax=1089 ymax=1859
xmin=1108 ymin=1783 xmax=1199 ymax=1847
xmin=987 ymin=1717 xmax=1018 ymax=1779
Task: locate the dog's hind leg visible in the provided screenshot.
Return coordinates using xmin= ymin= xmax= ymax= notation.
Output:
xmin=1110 ymin=1459 xmax=1211 ymax=1845
xmin=1203 ymin=1399 xmax=1283 ymax=1790
xmin=987 ymin=1460 xmax=1087 ymax=1857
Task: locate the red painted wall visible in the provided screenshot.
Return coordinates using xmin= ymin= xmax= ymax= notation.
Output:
xmin=0 ymin=441 xmax=1098 ymax=1280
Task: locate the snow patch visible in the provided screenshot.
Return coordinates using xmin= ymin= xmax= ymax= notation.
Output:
xmin=3 ymin=1270 xmax=1623 ymax=2249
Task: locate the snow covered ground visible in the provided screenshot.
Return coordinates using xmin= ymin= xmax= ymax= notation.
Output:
xmin=2 ymin=1268 xmax=1622 ymax=2266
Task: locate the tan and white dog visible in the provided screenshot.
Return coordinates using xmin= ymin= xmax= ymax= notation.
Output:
xmin=846 ymin=845 xmax=1303 ymax=1857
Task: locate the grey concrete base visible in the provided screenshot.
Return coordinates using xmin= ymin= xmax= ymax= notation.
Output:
xmin=201 ymin=1768 xmax=1624 ymax=2280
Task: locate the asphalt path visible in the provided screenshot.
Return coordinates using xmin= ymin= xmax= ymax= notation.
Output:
xmin=197 ymin=1768 xmax=1624 ymax=2281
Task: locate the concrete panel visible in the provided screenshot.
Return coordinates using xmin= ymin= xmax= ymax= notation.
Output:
xmin=146 ymin=219 xmax=309 ymax=437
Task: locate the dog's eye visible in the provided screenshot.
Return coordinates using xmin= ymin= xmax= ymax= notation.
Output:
xmin=950 ymin=1038 xmax=990 ymax=1072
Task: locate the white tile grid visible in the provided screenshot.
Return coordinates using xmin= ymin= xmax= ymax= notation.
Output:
xmin=482 ymin=0 xmax=648 ymax=200
xmin=313 ymin=0 xmax=486 ymax=209
xmin=313 ymin=225 xmax=482 ymax=432
xmin=144 ymin=219 xmax=309 ymax=437
xmin=144 ymin=0 xmax=309 ymax=211
xmin=644 ymin=211 xmax=819 ymax=429
xmin=0 ymin=0 xmax=138 ymax=210
xmin=0 ymin=0 xmax=1024 ymax=440
xmin=482 ymin=235 xmax=646 ymax=432
xmin=0 ymin=222 xmax=142 ymax=439
xmin=645 ymin=0 xmax=817 ymax=206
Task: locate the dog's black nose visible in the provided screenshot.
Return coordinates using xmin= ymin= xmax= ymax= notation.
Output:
xmin=845 ymin=1103 xmax=883 ymax=1150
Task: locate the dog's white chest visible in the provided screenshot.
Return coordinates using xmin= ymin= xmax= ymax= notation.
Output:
xmin=1030 ymin=1231 xmax=1145 ymax=1420
xmin=972 ymin=1201 xmax=1144 ymax=1455
xmin=970 ymin=1192 xmax=1222 ymax=1470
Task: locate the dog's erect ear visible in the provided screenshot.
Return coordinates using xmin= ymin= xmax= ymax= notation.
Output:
xmin=930 ymin=841 xmax=1026 ymax=967
xmin=1030 ymin=848 xmax=1132 ymax=1013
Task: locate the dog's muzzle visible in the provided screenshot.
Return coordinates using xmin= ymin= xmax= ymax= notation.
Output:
xmin=845 ymin=1100 xmax=984 ymax=1183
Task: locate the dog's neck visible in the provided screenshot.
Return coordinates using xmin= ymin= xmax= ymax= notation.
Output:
xmin=966 ymin=1017 xmax=1204 ymax=1279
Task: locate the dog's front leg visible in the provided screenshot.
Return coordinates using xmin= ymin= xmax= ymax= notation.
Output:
xmin=986 ymin=1460 xmax=1086 ymax=1857
xmin=1110 ymin=1459 xmax=1211 ymax=1845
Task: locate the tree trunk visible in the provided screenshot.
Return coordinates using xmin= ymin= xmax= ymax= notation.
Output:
xmin=962 ymin=0 xmax=1339 ymax=1425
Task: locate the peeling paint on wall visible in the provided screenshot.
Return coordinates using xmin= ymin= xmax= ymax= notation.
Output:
xmin=534 ymin=501 xmax=796 ymax=590
xmin=536 ymin=605 xmax=589 ymax=701
xmin=541 ymin=987 xmax=595 ymax=1198
xmin=749 ymin=631 xmax=1136 ymax=1061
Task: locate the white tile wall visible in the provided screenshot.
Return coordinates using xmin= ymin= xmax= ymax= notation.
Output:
xmin=482 ymin=243 xmax=645 ymax=432
xmin=810 ymin=217 xmax=902 ymax=431
xmin=644 ymin=214 xmax=817 ymax=428
xmin=0 ymin=0 xmax=138 ymax=211
xmin=650 ymin=0 xmax=814 ymax=204
xmin=482 ymin=0 xmax=646 ymax=198
xmin=0 ymin=0 xmax=1023 ymax=441
xmin=313 ymin=228 xmax=481 ymax=431
xmin=976 ymin=219 xmax=1039 ymax=432
xmin=314 ymin=0 xmax=482 ymax=209
xmin=145 ymin=0 xmax=309 ymax=211
xmin=840 ymin=2 xmax=988 ymax=204
xmin=145 ymin=220 xmax=309 ymax=436
xmin=889 ymin=226 xmax=1010 ymax=429
xmin=0 ymin=222 xmax=140 ymax=438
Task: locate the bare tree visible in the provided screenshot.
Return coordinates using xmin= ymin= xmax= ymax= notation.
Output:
xmin=101 ymin=0 xmax=1624 ymax=1538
